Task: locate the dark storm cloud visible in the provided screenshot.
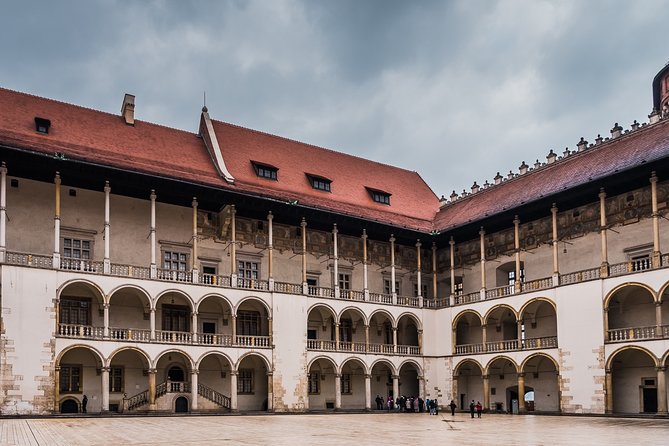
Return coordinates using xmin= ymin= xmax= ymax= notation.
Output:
xmin=0 ymin=0 xmax=668 ymax=198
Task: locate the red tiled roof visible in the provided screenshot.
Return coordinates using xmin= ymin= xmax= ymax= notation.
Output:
xmin=433 ymin=119 xmax=669 ymax=231
xmin=0 ymin=87 xmax=440 ymax=231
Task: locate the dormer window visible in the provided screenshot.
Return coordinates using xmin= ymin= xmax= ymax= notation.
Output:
xmin=307 ymin=174 xmax=331 ymax=192
xmin=368 ymin=188 xmax=391 ymax=205
xmin=34 ymin=117 xmax=51 ymax=134
xmin=252 ymin=162 xmax=278 ymax=180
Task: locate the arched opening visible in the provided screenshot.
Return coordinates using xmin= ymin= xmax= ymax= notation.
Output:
xmin=108 ymin=286 xmax=151 ymax=341
xmin=496 ymin=261 xmax=524 ymax=289
xmin=368 ymin=311 xmax=394 ymax=354
xmin=607 ymin=285 xmax=656 ymax=342
xmin=174 ymin=396 xmax=189 ymax=413
xmin=60 ymin=398 xmax=79 ymax=414
xmin=156 ymin=292 xmax=193 ymax=343
xmin=454 ymin=360 xmax=483 ymax=412
xmin=486 ymin=357 xmax=519 ymax=413
xmin=108 ymin=348 xmax=150 ymax=413
xmin=521 ymin=354 xmax=560 ymax=412
xmin=370 ymin=360 xmax=395 ymax=404
xmin=398 ymin=362 xmax=420 ymax=400
xmin=197 ymin=353 xmax=233 ymax=411
xmin=484 ymin=306 xmax=518 ymax=352
xmin=396 ymin=314 xmax=420 ymax=355
xmin=338 ymin=308 xmax=366 ymax=351
xmin=236 ymin=298 xmax=270 ymax=346
xmin=57 ymin=282 xmax=105 ymax=339
xmin=197 ymin=295 xmax=233 ymax=346
xmin=168 ymin=366 xmax=185 ymax=382
xmin=340 ymin=358 xmax=366 ymax=409
xmin=454 ymin=311 xmax=483 ymax=354
xmin=155 ymin=351 xmax=193 ymax=398
xmin=236 ymin=354 xmax=269 ymax=411
xmin=306 ymin=305 xmax=337 ymax=351
xmin=307 ymin=357 xmax=337 ymax=410
xmin=658 ymin=285 xmax=669 ymax=328
xmin=56 ymin=346 xmax=103 ymax=414
xmin=610 ymin=348 xmax=658 ymax=413
xmin=520 ymin=299 xmax=558 ymax=349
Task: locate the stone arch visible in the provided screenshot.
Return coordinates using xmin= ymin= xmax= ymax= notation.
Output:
xmin=483 ymin=304 xmax=518 ymax=325
xmin=484 ymin=355 xmax=520 ymax=375
xmin=108 ymin=284 xmax=151 ymax=307
xmin=368 ymin=309 xmax=396 ymax=327
xmin=604 ymin=282 xmax=657 ymax=309
xmin=658 ymin=280 xmax=669 ymax=303
xmin=606 ymin=345 xmax=659 ymax=370
xmin=519 ymin=297 xmax=557 ymax=318
xmin=452 ymin=309 xmax=483 ymax=329
xmin=56 ymin=344 xmax=104 ymax=366
xmin=307 ymin=302 xmax=338 ymax=320
xmin=662 ymin=349 xmax=669 ymax=367
xmin=57 ymin=278 xmax=105 ymax=302
xmin=106 ymin=346 xmax=151 ymax=368
xmin=194 ymin=292 xmax=233 ymax=314
xmin=235 ymin=351 xmax=271 ymax=372
xmin=453 ymin=358 xmax=484 ymax=376
xmin=337 ymin=306 xmax=367 ymax=325
xmin=155 ymin=289 xmax=195 ymax=311
xmin=308 ymin=355 xmax=338 ymax=372
xmin=608 ymin=345 xmax=660 ymax=414
xmin=396 ymin=312 xmax=422 ymax=330
xmin=339 ymin=357 xmax=368 ymax=375
xmin=234 ymin=296 xmax=271 ymax=317
xmin=398 ymin=359 xmax=423 ymax=376
xmin=153 ymin=348 xmax=195 ymax=370
xmin=369 ymin=358 xmax=397 ymax=376
xmin=520 ymin=352 xmax=560 ymax=373
xmin=195 ymin=351 xmax=234 ymax=370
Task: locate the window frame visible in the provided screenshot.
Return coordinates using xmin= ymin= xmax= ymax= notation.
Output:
xmin=366 ymin=187 xmax=391 ymax=205
xmin=252 ymin=161 xmax=278 ymax=181
xmin=59 ymin=297 xmax=92 ymax=326
xmin=306 ymin=174 xmax=332 ymax=192
xmin=60 ymin=364 xmax=83 ymax=393
xmin=341 ymin=373 xmax=352 ymax=394
xmin=109 ymin=366 xmax=124 ymax=393
xmin=237 ymin=368 xmax=254 ymax=394
xmin=308 ymin=371 xmax=320 ymax=395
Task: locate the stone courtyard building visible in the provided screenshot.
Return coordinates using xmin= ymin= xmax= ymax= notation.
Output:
xmin=1 ymin=64 xmax=669 ymax=416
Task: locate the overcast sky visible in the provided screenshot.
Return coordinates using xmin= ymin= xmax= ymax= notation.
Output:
xmin=1 ymin=0 xmax=667 ymax=198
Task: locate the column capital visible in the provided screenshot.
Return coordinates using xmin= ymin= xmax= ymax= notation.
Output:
xmin=605 ymin=368 xmax=612 ymax=374
xmin=656 ymin=366 xmax=667 ymax=372
xmin=54 ymin=171 xmax=61 ymax=184
xmin=267 ymin=211 xmax=273 ymax=221
xmin=230 ymin=204 xmax=236 ymax=215
xmin=361 ymin=229 xmax=367 ymax=240
xmin=391 ymin=375 xmax=399 ymax=380
xmin=101 ymin=366 xmax=110 ymax=373
xmin=389 ymin=234 xmax=395 ymax=243
xmin=479 ymin=226 xmax=485 ymax=236
xmin=599 ymin=187 xmax=606 ymax=199
xmin=230 ymin=370 xmax=238 ymax=376
xmin=192 ymin=197 xmax=198 ymax=208
xmin=365 ymin=374 xmax=372 ymax=379
xmin=148 ymin=368 xmax=157 ymax=374
xmin=449 ymin=236 xmax=454 ymax=246
xmin=191 ymin=369 xmax=199 ymax=375
xmin=513 ymin=215 xmax=520 ymax=225
xmin=332 ymin=223 xmax=338 ymax=234
xmin=651 ymin=171 xmax=658 ymax=184
xmin=335 ymin=373 xmax=342 ymax=378
xmin=416 ymin=239 xmax=421 ymax=249
xmin=0 ymin=161 xmax=7 ymax=174
xmin=150 ymin=189 xmax=156 ymax=200
xmin=104 ymin=180 xmax=111 ymax=193
xmin=300 ymin=217 xmax=307 ymax=228
xmin=482 ymin=374 xmax=489 ymax=380
xmin=551 ymin=202 xmax=558 ymax=213
xmin=518 ymin=372 xmax=526 ymax=378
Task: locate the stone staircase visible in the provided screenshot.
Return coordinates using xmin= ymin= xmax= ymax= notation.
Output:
xmin=123 ymin=381 xmax=231 ymax=412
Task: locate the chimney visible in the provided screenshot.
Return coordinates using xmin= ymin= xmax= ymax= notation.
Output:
xmin=562 ymin=147 xmax=571 ymax=158
xmin=121 ymin=93 xmax=135 ymax=125
xmin=494 ymin=172 xmax=503 ymax=185
xmin=595 ymin=134 xmax=603 ymax=145
xmin=630 ymin=120 xmax=640 ymax=131
xmin=471 ymin=181 xmax=480 ymax=194
xmin=519 ymin=161 xmax=529 ymax=175
xmin=649 ymin=109 xmax=661 ymax=124
xmin=534 ymin=159 xmax=541 ymax=169
xmin=546 ymin=149 xmax=557 ymax=164
xmin=576 ymin=137 xmax=588 ymax=152
xmin=450 ymin=190 xmax=458 ymax=201
xmin=610 ymin=122 xmax=623 ymax=139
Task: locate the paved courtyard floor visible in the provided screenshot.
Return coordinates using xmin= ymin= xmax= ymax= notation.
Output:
xmin=0 ymin=413 xmax=667 ymax=446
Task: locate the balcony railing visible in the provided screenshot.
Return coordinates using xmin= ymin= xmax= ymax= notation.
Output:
xmin=559 ymin=267 xmax=600 ymax=285
xmin=307 ymin=340 xmax=419 ymax=356
xmin=368 ymin=292 xmax=393 ymax=304
xmin=274 ymin=281 xmax=302 ymax=294
xmin=157 ymin=269 xmax=192 ymax=283
xmin=455 ymin=336 xmax=558 ymax=355
xmin=60 ymin=258 xmax=103 ymax=273
xmin=110 ymin=263 xmax=151 ymax=279
xmin=199 ymin=273 xmax=231 ymax=287
xmin=308 ymin=286 xmax=334 ymax=298
xmin=455 ymin=291 xmax=480 ymax=306
xmin=607 ymin=325 xmax=657 ymax=342
xmin=340 ymin=289 xmax=365 ymax=301
xmin=109 ymin=327 xmax=151 ymax=342
xmin=397 ymin=295 xmax=419 ymax=307
xmin=485 ymin=339 xmax=519 ymax=352
xmin=307 ymin=339 xmax=337 ymax=351
xmin=5 ymin=251 xmax=52 ymax=268
xmin=235 ymin=335 xmax=271 ymax=347
xmin=58 ymin=323 xmax=104 ymax=339
xmin=156 ymin=330 xmax=193 ymax=344
xmin=237 ymin=277 xmax=269 ymax=291
xmin=485 ymin=285 xmax=514 ymax=300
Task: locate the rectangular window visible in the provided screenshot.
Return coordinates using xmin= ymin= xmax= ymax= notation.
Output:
xmin=384 ymin=279 xmax=399 ymax=295
xmin=163 ymin=251 xmax=188 ymax=271
xmin=60 ymin=364 xmax=82 ymax=392
xmin=307 ymin=174 xmax=332 ymax=192
xmin=508 ymin=269 xmax=525 ymax=286
xmin=162 ymin=305 xmax=190 ymax=332
xmin=253 ymin=162 xmax=278 ymax=180
xmin=454 ymin=281 xmax=464 ymax=296
xmin=308 ymin=372 xmax=320 ymax=394
xmin=59 ymin=298 xmax=91 ymax=325
xmin=341 ymin=373 xmax=352 ymax=394
xmin=413 ymin=283 xmax=429 ymax=297
xmin=63 ymin=237 xmax=91 ymax=260
xmin=238 ymin=369 xmax=254 ymax=394
xmin=109 ymin=367 xmax=123 ymax=393
xmin=338 ymin=273 xmax=351 ymax=290
xmin=238 ymin=310 xmax=260 ymax=336
xmin=238 ymin=260 xmax=259 ymax=279
xmin=372 ymin=191 xmax=390 ymax=205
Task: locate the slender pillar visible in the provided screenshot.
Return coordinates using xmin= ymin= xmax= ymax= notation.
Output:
xmin=230 ymin=205 xmax=237 ymax=284
xmin=416 ymin=240 xmax=423 ymax=307
xmin=605 ymin=369 xmax=613 ymax=414
xmin=364 ymin=374 xmax=371 ymax=410
xmin=53 ymin=172 xmax=61 ymax=269
xmin=517 ymin=373 xmax=526 ymax=413
xmin=191 ymin=369 xmax=198 ymax=410
xmin=103 ymin=181 xmax=111 ymax=274
xmin=101 ymin=367 xmax=110 ymax=412
xmin=392 ymin=375 xmax=399 ymax=401
xmin=418 ymin=376 xmax=425 ymax=399
xmin=335 ymin=374 xmax=342 ymax=409
xmin=432 ymin=242 xmax=438 ymax=301
xmin=191 ymin=198 xmax=198 ymax=282
xmin=599 ymin=189 xmax=609 ymax=277
xmin=301 ymin=218 xmax=308 ymax=294
xmin=333 ymin=224 xmax=339 ymax=298
xmin=230 ymin=371 xmax=238 ymax=410
xmin=148 ymin=368 xmax=157 ymax=409
xmin=267 ymin=373 xmax=274 ymax=411
xmin=54 ymin=366 xmax=61 ymax=412
xmin=335 ymin=322 xmax=341 ymax=350
xmin=103 ymin=303 xmax=110 ymax=338
xmin=392 ymin=327 xmax=398 ymax=353
xmin=417 ymin=329 xmax=423 ymax=354
xmin=267 ymin=212 xmax=274 ymax=290
xmin=551 ymin=204 xmax=559 ymax=283
xmin=192 ymin=311 xmax=198 ymax=343
xmin=482 ymin=374 xmax=490 ymax=412
xmin=481 ymin=324 xmax=487 ymax=347
xmin=513 ymin=215 xmax=521 ymax=292
xmin=149 ymin=308 xmax=156 ymax=340
xmin=0 ymin=162 xmax=7 ymax=263
xmin=390 ymin=234 xmax=397 ymax=304
xmin=232 ymin=315 xmax=237 ymax=343
xmin=149 ymin=190 xmax=157 ymax=278
xmin=364 ymin=324 xmax=370 ymax=352
xmin=657 ymin=366 xmax=667 ymax=415
xmin=362 ymin=229 xmax=369 ymax=299
xmin=268 ymin=317 xmax=274 ymax=345
xmin=479 ymin=227 xmax=486 ymax=297
xmin=651 ymin=172 xmax=662 ymax=267
xmin=449 ymin=237 xmax=456 ymax=299
xmin=517 ymin=320 xmax=523 ymax=348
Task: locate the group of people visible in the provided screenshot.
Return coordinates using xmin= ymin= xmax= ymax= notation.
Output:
xmin=373 ymin=395 xmax=458 ymax=416
xmin=469 ymin=400 xmax=483 ymax=418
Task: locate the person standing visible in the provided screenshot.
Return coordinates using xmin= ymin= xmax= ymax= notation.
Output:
xmin=433 ymin=398 xmax=438 ymax=415
xmin=476 ymin=401 xmax=483 ymax=418
xmin=469 ymin=400 xmax=475 ymax=418
xmin=82 ymin=395 xmax=88 ymax=413
xmin=449 ymin=400 xmax=457 ymax=416
xmin=375 ymin=394 xmax=383 ymax=410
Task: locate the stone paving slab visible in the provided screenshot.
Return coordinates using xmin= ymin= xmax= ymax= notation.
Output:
xmin=0 ymin=413 xmax=667 ymax=445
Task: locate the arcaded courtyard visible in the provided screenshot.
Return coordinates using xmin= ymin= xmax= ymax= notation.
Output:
xmin=0 ymin=413 xmax=667 ymax=445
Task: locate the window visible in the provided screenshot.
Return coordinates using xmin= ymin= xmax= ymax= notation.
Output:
xmin=238 ymin=369 xmax=254 ymax=394
xmin=252 ymin=162 xmax=278 ymax=180
xmin=307 ymin=174 xmax=331 ymax=192
xmin=238 ymin=310 xmax=260 ymax=336
xmin=163 ymin=251 xmax=188 ymax=271
xmin=367 ymin=188 xmax=391 ymax=205
xmin=162 ymin=305 xmax=190 ymax=332
xmin=508 ymin=269 xmax=525 ymax=286
xmin=384 ymin=279 xmax=400 ymax=295
xmin=338 ymin=273 xmax=351 ymax=290
xmin=60 ymin=365 xmax=82 ymax=392
xmin=308 ymin=372 xmax=320 ymax=394
xmin=63 ymin=237 xmax=91 ymax=260
xmin=414 ymin=283 xmax=428 ymax=298
xmin=238 ymin=260 xmax=259 ymax=279
xmin=339 ymin=319 xmax=352 ymax=343
xmin=109 ymin=367 xmax=123 ymax=393
xmin=341 ymin=373 xmax=352 ymax=394
xmin=59 ymin=298 xmax=91 ymax=325
xmin=34 ymin=117 xmax=51 ymax=134
xmin=454 ymin=280 xmax=463 ymax=296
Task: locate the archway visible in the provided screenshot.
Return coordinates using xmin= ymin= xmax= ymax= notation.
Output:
xmin=197 ymin=295 xmax=233 ymax=346
xmin=340 ymin=358 xmax=366 ymax=409
xmin=610 ymin=347 xmax=658 ymax=413
xmin=236 ymin=298 xmax=270 ymax=346
xmin=396 ymin=314 xmax=420 ymax=355
xmin=155 ymin=350 xmax=193 ymax=397
xmin=338 ymin=308 xmax=366 ymax=351
xmin=108 ymin=348 xmax=151 ymax=412
xmin=56 ymin=346 xmax=103 ymax=413
xmin=484 ymin=305 xmax=518 ymax=352
xmin=236 ymin=354 xmax=269 ymax=411
xmin=197 ymin=352 xmax=233 ymax=410
xmin=521 ymin=354 xmax=560 ymax=412
xmin=174 ymin=396 xmax=189 ymax=413
xmin=307 ymin=357 xmax=337 ymax=410
xmin=486 ymin=357 xmax=519 ymax=413
xmin=108 ymin=286 xmax=151 ymax=341
xmin=57 ymin=281 xmax=105 ymax=339
xmin=454 ymin=360 xmax=483 ymax=412
xmin=155 ymin=291 xmax=194 ymax=343
xmin=368 ymin=311 xmax=394 ymax=354
xmin=370 ymin=360 xmax=395 ymax=403
xmin=454 ymin=311 xmax=483 ymax=354
xmin=607 ymin=285 xmax=656 ymax=341
xmin=306 ymin=305 xmax=337 ymax=351
xmin=520 ymin=299 xmax=558 ymax=349
xmin=398 ymin=361 xmax=421 ymax=399
xmin=60 ymin=398 xmax=79 ymax=414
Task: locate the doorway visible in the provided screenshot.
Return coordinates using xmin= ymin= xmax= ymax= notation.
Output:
xmin=60 ymin=399 xmax=79 ymax=413
xmin=168 ymin=366 xmax=185 ymax=382
xmin=175 ymin=396 xmax=189 ymax=413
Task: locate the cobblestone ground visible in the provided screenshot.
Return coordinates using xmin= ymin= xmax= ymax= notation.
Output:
xmin=0 ymin=413 xmax=667 ymax=445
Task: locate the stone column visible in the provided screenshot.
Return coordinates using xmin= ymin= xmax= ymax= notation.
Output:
xmin=481 ymin=324 xmax=487 ymax=350
xmin=418 ymin=375 xmax=425 ymax=399
xmin=191 ymin=198 xmax=199 ymax=282
xmin=517 ymin=373 xmax=526 ymax=413
xmin=335 ymin=322 xmax=341 ymax=350
xmin=449 ymin=237 xmax=456 ymax=303
xmin=479 ymin=227 xmax=486 ymax=298
xmin=392 ymin=327 xmax=398 ymax=353
xmin=268 ymin=317 xmax=274 ymax=345
xmin=148 ymin=368 xmax=157 ymax=410
xmin=392 ymin=375 xmax=399 ymax=401
xmin=267 ymin=212 xmax=274 ymax=290
xmin=103 ymin=303 xmax=110 ymax=338
xmin=230 ymin=205 xmax=237 ymax=285
xmin=657 ymin=366 xmax=667 ymax=415
xmin=232 ymin=315 xmax=237 ymax=344
xmin=54 ymin=366 xmax=61 ymax=412
xmin=333 ymin=224 xmax=339 ymax=298
xmin=149 ymin=190 xmax=157 ymax=279
xmin=230 ymin=371 xmax=238 ymax=410
xmin=267 ymin=373 xmax=274 ymax=411
xmin=599 ymin=189 xmax=609 ymax=277
xmin=417 ymin=329 xmax=423 ymax=354
xmin=657 ymin=301 xmax=663 ymax=339
xmin=301 ymin=218 xmax=308 ymax=294
xmin=0 ymin=162 xmax=7 ymax=263
xmin=551 ymin=203 xmax=559 ymax=283
xmin=517 ymin=320 xmax=523 ymax=349
xmin=651 ymin=172 xmax=662 ymax=267
xmin=482 ymin=374 xmax=490 ymax=411
xmin=362 ymin=229 xmax=369 ymax=299
xmin=335 ymin=374 xmax=342 ymax=409
xmin=53 ymin=172 xmax=61 ymax=269
xmin=192 ymin=311 xmax=198 ymax=343
xmin=101 ymin=367 xmax=110 ymax=412
xmin=103 ymin=181 xmax=111 ymax=274
xmin=513 ymin=215 xmax=521 ymax=292
xmin=364 ymin=324 xmax=370 ymax=352
xmin=416 ymin=240 xmax=423 ymax=307
xmin=605 ymin=369 xmax=613 ymax=414
xmin=365 ymin=374 xmax=371 ymax=410
xmin=191 ymin=369 xmax=198 ymax=410
xmin=149 ymin=308 xmax=156 ymax=340
xmin=390 ymin=234 xmax=397 ymax=304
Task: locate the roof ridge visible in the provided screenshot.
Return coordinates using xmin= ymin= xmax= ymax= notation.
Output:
xmin=0 ymin=86 xmax=200 ymax=137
